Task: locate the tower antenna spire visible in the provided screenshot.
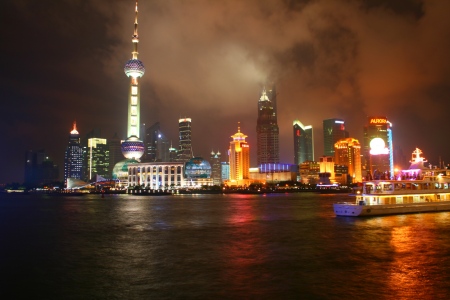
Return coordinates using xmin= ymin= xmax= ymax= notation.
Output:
xmin=132 ymin=0 xmax=139 ymax=59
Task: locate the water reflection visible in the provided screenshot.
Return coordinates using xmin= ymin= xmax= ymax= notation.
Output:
xmin=387 ymin=214 xmax=441 ymax=299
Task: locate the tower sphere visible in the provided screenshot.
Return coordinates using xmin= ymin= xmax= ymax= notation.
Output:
xmin=124 ymin=59 xmax=145 ymax=78
xmin=121 ymin=135 xmax=145 ymax=159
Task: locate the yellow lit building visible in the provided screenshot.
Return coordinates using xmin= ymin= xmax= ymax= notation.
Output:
xmin=334 ymin=138 xmax=362 ymax=182
xmin=228 ymin=124 xmax=250 ymax=185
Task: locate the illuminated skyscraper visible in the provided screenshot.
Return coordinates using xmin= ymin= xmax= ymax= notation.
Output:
xmin=334 ymin=138 xmax=362 ymax=182
xmin=229 ymin=124 xmax=250 ymax=181
xmin=293 ymin=120 xmax=314 ymax=164
xmin=177 ymin=118 xmax=193 ymax=162
xmin=323 ymin=118 xmax=347 ymax=157
xmin=64 ymin=122 xmax=83 ymax=187
xmin=363 ymin=116 xmax=394 ymax=178
xmin=86 ymin=138 xmax=109 ymax=181
xmin=256 ymin=86 xmax=279 ymax=165
xmin=121 ymin=0 xmax=145 ymax=160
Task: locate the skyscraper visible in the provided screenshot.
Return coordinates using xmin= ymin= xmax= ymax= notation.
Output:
xmin=229 ymin=124 xmax=250 ymax=182
xmin=145 ymin=122 xmax=171 ymax=162
xmin=323 ymin=118 xmax=347 ymax=157
xmin=121 ymin=0 xmax=145 ymax=161
xmin=363 ymin=116 xmax=394 ymax=177
xmin=334 ymin=138 xmax=362 ymax=183
xmin=64 ymin=122 xmax=83 ymax=187
xmin=177 ymin=118 xmax=193 ymax=162
xmin=86 ymin=138 xmax=109 ymax=181
xmin=256 ymin=85 xmax=279 ymax=166
xmin=210 ymin=150 xmax=222 ymax=186
xmin=293 ymin=120 xmax=314 ymax=165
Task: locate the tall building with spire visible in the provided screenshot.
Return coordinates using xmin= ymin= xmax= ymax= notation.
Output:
xmin=229 ymin=124 xmax=250 ymax=182
xmin=256 ymin=85 xmax=279 ymax=166
xmin=177 ymin=118 xmax=193 ymax=162
xmin=121 ymin=0 xmax=145 ymax=161
xmin=293 ymin=120 xmax=314 ymax=165
xmin=64 ymin=122 xmax=83 ymax=187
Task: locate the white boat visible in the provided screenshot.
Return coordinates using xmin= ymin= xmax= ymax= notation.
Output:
xmin=334 ymin=148 xmax=450 ymax=217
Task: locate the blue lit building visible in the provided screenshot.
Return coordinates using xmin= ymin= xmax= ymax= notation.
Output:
xmin=64 ymin=122 xmax=83 ymax=187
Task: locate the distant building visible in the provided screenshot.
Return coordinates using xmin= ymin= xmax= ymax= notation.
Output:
xmin=210 ymin=151 xmax=222 ymax=186
xmin=177 ymin=118 xmax=193 ymax=162
xmin=145 ymin=122 xmax=171 ymax=162
xmin=323 ymin=118 xmax=348 ymax=157
xmin=24 ymin=150 xmax=59 ymax=187
xmin=334 ymin=138 xmax=362 ymax=183
xmin=249 ymin=163 xmax=297 ymax=183
xmin=228 ymin=124 xmax=250 ymax=184
xmin=108 ymin=133 xmax=123 ymax=178
xmin=293 ymin=120 xmax=314 ymax=164
xmin=85 ymin=138 xmax=109 ymax=181
xmin=184 ymin=157 xmax=213 ymax=187
xmin=169 ymin=143 xmax=178 ymax=162
xmin=299 ymin=161 xmax=320 ymax=184
xmin=363 ymin=116 xmax=393 ymax=177
xmin=221 ymin=162 xmax=230 ymax=182
xmin=127 ymin=162 xmax=185 ymax=189
xmin=64 ymin=122 xmax=83 ymax=187
xmin=257 ymin=85 xmax=279 ymax=165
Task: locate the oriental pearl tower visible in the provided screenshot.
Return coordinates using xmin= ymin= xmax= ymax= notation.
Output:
xmin=121 ymin=0 xmax=145 ymax=160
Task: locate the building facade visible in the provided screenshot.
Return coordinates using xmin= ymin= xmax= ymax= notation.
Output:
xmin=210 ymin=151 xmax=222 ymax=186
xmin=228 ymin=125 xmax=250 ymax=184
xmin=177 ymin=118 xmax=193 ymax=162
xmin=24 ymin=150 xmax=59 ymax=187
xmin=334 ymin=138 xmax=362 ymax=183
xmin=86 ymin=138 xmax=109 ymax=181
xmin=323 ymin=118 xmax=347 ymax=157
xmin=221 ymin=162 xmax=230 ymax=183
xmin=256 ymin=86 xmax=279 ymax=165
xmin=363 ymin=116 xmax=394 ymax=178
xmin=293 ymin=120 xmax=314 ymax=165
xmin=145 ymin=122 xmax=170 ymax=162
xmin=127 ymin=162 xmax=185 ymax=189
xmin=64 ymin=122 xmax=83 ymax=187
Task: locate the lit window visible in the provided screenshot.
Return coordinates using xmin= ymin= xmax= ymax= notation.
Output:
xmin=131 ymin=96 xmax=137 ymax=105
xmin=131 ymin=107 xmax=137 ymax=116
xmin=131 ymin=86 xmax=138 ymax=95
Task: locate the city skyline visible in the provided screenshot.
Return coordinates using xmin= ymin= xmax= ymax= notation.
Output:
xmin=2 ymin=0 xmax=450 ymax=183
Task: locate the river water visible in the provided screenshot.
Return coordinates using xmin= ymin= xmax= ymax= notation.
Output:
xmin=1 ymin=192 xmax=449 ymax=299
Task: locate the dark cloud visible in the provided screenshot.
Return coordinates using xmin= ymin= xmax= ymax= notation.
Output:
xmin=1 ymin=0 xmax=450 ymax=183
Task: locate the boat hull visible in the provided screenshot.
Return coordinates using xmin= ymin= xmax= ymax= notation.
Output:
xmin=333 ymin=201 xmax=450 ymax=217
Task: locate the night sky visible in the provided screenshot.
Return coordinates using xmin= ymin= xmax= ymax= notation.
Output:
xmin=1 ymin=0 xmax=450 ymax=183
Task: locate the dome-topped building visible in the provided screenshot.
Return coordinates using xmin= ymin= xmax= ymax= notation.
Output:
xmin=184 ymin=157 xmax=213 ymax=187
xmin=185 ymin=157 xmax=212 ymax=179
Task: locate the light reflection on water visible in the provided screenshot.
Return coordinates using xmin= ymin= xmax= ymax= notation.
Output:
xmin=1 ymin=193 xmax=450 ymax=299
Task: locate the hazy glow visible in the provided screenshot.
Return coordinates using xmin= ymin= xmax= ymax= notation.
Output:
xmin=370 ymin=138 xmax=389 ymax=155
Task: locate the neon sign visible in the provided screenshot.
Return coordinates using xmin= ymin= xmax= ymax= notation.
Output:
xmin=369 ymin=118 xmax=387 ymax=124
